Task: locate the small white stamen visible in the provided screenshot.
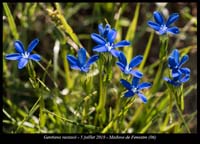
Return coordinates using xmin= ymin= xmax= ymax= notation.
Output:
xmin=132 ymin=87 xmax=137 ymax=93
xmin=160 ymin=25 xmax=168 ymax=34
xmin=21 ymin=52 xmax=30 ymax=58
xmin=124 ymin=65 xmax=131 ymax=74
xmin=105 ymin=42 xmax=113 ymax=51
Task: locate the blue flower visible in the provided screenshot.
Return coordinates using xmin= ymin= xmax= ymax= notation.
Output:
xmin=120 ymin=76 xmax=151 ymax=103
xmin=147 ymin=11 xmax=179 ymax=35
xmin=116 ymin=52 xmax=143 ymax=78
xmin=5 ymin=38 xmax=41 ymax=69
xmin=67 ymin=48 xmax=99 ymax=73
xmin=164 ymin=49 xmax=190 ymax=86
xmin=91 ymin=26 xmax=130 ymax=57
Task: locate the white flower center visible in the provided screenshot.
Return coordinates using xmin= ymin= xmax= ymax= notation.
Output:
xmin=160 ymin=25 xmax=168 ymax=34
xmin=105 ymin=42 xmax=113 ymax=51
xmin=21 ymin=52 xmax=30 ymax=59
xmin=132 ymin=87 xmax=137 ymax=93
xmin=124 ymin=65 xmax=131 ymax=74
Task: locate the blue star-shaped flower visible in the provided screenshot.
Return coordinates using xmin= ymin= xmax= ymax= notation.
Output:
xmin=164 ymin=49 xmax=190 ymax=86
xmin=67 ymin=48 xmax=99 ymax=73
xmin=147 ymin=11 xmax=179 ymax=35
xmin=116 ymin=52 xmax=143 ymax=78
xmin=91 ymin=27 xmax=130 ymax=57
xmin=120 ymin=76 xmax=151 ymax=103
xmin=5 ymin=38 xmax=41 ymax=69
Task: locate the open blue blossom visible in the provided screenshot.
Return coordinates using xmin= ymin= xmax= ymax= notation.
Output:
xmin=164 ymin=49 xmax=190 ymax=86
xmin=67 ymin=48 xmax=99 ymax=73
xmin=147 ymin=11 xmax=179 ymax=35
xmin=91 ymin=27 xmax=130 ymax=57
xmin=120 ymin=76 xmax=152 ymax=103
xmin=116 ymin=52 xmax=143 ymax=78
xmin=5 ymin=38 xmax=41 ymax=69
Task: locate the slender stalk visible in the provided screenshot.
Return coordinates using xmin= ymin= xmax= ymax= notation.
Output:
xmin=151 ymin=36 xmax=168 ymax=94
xmin=139 ymin=31 xmax=154 ymax=71
xmin=95 ymin=54 xmax=106 ymax=126
xmin=174 ymin=95 xmax=191 ymax=133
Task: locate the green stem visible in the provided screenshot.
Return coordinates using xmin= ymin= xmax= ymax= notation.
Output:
xmin=139 ymin=31 xmax=154 ymax=71
xmin=174 ymin=95 xmax=191 ymax=133
xmin=101 ymin=97 xmax=134 ymax=133
xmin=95 ymin=54 xmax=106 ymax=126
xmin=151 ymin=36 xmax=168 ymax=94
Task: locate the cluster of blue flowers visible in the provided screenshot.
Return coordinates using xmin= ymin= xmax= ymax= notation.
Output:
xmin=5 ymin=11 xmax=191 ymax=103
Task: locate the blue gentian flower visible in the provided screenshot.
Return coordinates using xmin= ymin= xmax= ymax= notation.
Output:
xmin=147 ymin=11 xmax=179 ymax=35
xmin=91 ymin=27 xmax=130 ymax=57
xmin=5 ymin=38 xmax=41 ymax=69
xmin=164 ymin=49 xmax=190 ymax=86
xmin=67 ymin=48 xmax=99 ymax=73
xmin=116 ymin=52 xmax=143 ymax=78
xmin=120 ymin=76 xmax=152 ymax=103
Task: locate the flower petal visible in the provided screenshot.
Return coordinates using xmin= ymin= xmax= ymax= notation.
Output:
xmin=104 ymin=24 xmax=111 ymax=36
xmin=116 ymin=62 xmax=125 ymax=72
xmin=29 ymin=54 xmax=41 ymax=62
xmin=86 ymin=55 xmax=99 ymax=67
xmin=5 ymin=53 xmax=22 ymax=60
xmin=91 ymin=33 xmax=106 ymax=45
xmin=81 ymin=67 xmax=89 ymax=73
xmin=147 ymin=21 xmax=161 ymax=31
xmin=179 ymin=55 xmax=189 ymax=67
xmin=163 ymin=77 xmax=171 ymax=82
xmin=18 ymin=58 xmax=29 ymax=69
xmin=78 ymin=48 xmax=87 ymax=66
xmin=129 ymin=55 xmax=143 ymax=68
xmin=180 ymin=67 xmax=190 ymax=75
xmin=110 ymin=49 xmax=120 ymax=57
xmin=138 ymin=93 xmax=147 ymax=103
xmin=67 ymin=55 xmax=78 ymax=66
xmin=171 ymin=49 xmax=179 ymax=64
xmin=114 ymin=40 xmax=130 ymax=48
xmin=98 ymin=23 xmax=104 ymax=35
xmin=167 ymin=27 xmax=179 ymax=34
xmin=70 ymin=65 xmax=81 ymax=71
xmin=166 ymin=13 xmax=179 ymax=27
xmin=180 ymin=74 xmax=190 ymax=83
xmin=27 ymin=38 xmax=39 ymax=53
xmin=168 ymin=56 xmax=177 ymax=69
xmin=107 ymin=29 xmax=117 ymax=43
xmin=93 ymin=45 xmax=107 ymax=52
xmin=137 ymin=82 xmax=151 ymax=90
xmin=124 ymin=90 xmax=134 ymax=97
xmin=14 ymin=40 xmax=25 ymax=53
xmin=130 ymin=70 xmax=143 ymax=78
xmin=153 ymin=11 xmax=164 ymax=25
xmin=132 ymin=76 xmax=140 ymax=87
xmin=118 ymin=52 xmax=127 ymax=65
xmin=120 ymin=79 xmax=132 ymax=90
xmin=172 ymin=69 xmax=181 ymax=78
